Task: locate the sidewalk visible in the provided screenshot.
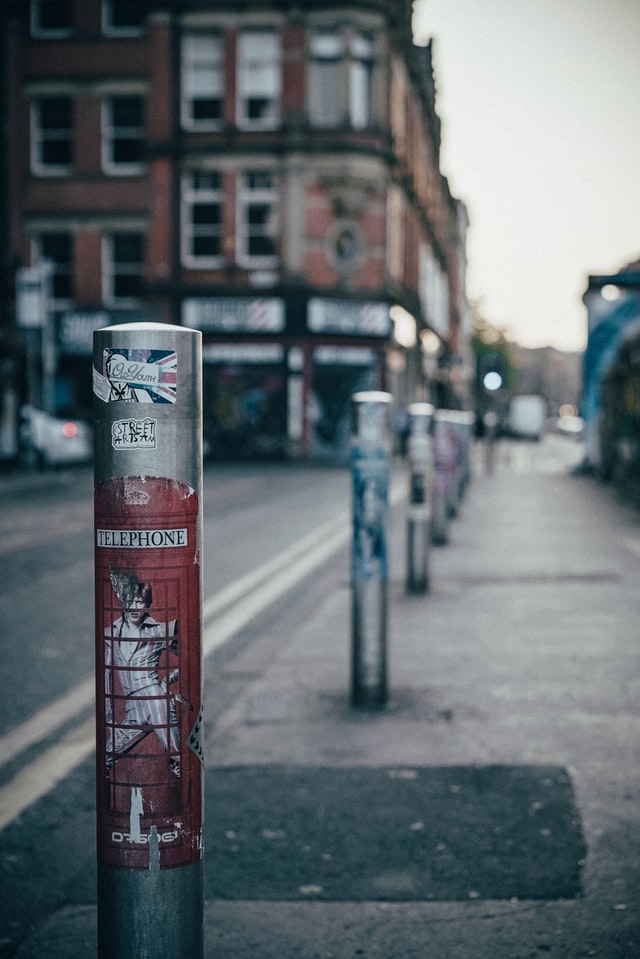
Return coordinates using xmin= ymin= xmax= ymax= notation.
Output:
xmin=18 ymin=439 xmax=640 ymax=958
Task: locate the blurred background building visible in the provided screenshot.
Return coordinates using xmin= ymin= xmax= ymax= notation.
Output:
xmin=0 ymin=0 xmax=475 ymax=462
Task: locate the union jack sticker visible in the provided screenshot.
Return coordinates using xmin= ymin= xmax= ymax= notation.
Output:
xmin=95 ymin=349 xmax=178 ymax=404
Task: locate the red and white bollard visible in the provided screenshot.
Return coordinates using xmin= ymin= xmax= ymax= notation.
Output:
xmin=93 ymin=323 xmax=204 ymax=959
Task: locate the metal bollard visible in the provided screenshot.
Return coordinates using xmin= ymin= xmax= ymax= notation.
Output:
xmin=483 ymin=410 xmax=498 ymax=475
xmin=350 ymin=391 xmax=392 ymax=709
xmin=93 ymin=323 xmax=204 ymax=959
xmin=406 ymin=403 xmax=434 ymax=594
xmin=431 ymin=411 xmax=453 ymax=545
xmin=457 ymin=411 xmax=476 ymax=500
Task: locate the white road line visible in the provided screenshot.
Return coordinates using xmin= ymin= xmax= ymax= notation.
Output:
xmin=0 ymin=718 xmax=95 ymax=833
xmin=202 ymin=519 xmax=350 ymax=657
xmin=0 ymin=676 xmax=95 ymax=769
xmin=201 ymin=512 xmax=348 ymax=623
xmin=0 ymin=474 xmax=406 ymax=832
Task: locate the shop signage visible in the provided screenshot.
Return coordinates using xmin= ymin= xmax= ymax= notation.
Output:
xmin=183 ymin=297 xmax=285 ymax=333
xmin=308 ymin=298 xmax=390 ymax=337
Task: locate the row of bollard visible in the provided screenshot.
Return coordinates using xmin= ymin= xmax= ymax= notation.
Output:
xmin=431 ymin=409 xmax=475 ymax=546
xmin=90 ymin=324 xmax=474 ymax=958
xmin=350 ymin=393 xmax=475 ymax=711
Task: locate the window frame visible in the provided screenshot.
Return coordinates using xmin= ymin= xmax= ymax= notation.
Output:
xmin=181 ymin=171 xmax=224 ymax=268
xmin=236 ymin=30 xmax=282 ymax=131
xmin=101 ymin=95 xmax=146 ymax=175
xmin=30 ymin=96 xmax=73 ymax=175
xmin=236 ymin=169 xmax=279 ymax=267
xmin=348 ymin=32 xmax=374 ymax=131
xmin=308 ymin=31 xmax=345 ymax=128
xmin=102 ymin=233 xmax=145 ymax=306
xmin=33 ymin=232 xmax=74 ymax=305
xmin=308 ymin=27 xmax=375 ymax=130
xmin=181 ymin=32 xmax=224 ymax=131
xmin=102 ymin=0 xmax=146 ymax=37
xmin=30 ymin=0 xmax=72 ymax=38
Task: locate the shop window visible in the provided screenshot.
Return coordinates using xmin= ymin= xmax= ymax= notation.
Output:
xmin=103 ymin=0 xmax=145 ymax=35
xmin=31 ymin=97 xmax=73 ymax=174
xmin=30 ymin=0 xmax=72 ymax=37
xmin=236 ymin=31 xmax=281 ymax=129
xmin=237 ymin=170 xmax=278 ymax=265
xmin=102 ymin=96 xmax=145 ymax=173
xmin=309 ymin=29 xmax=374 ymax=130
xmin=33 ymin=233 xmax=74 ymax=303
xmin=181 ymin=33 xmax=224 ymax=129
xmin=181 ymin=171 xmax=223 ymax=266
xmin=103 ymin=233 xmax=144 ymax=305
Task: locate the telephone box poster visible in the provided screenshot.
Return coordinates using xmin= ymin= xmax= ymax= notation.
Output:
xmin=95 ymin=476 xmax=203 ymax=871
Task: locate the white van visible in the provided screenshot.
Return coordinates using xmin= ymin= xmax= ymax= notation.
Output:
xmin=508 ymin=395 xmax=546 ymax=441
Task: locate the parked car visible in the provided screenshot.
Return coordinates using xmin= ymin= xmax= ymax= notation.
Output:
xmin=20 ymin=406 xmax=92 ymax=467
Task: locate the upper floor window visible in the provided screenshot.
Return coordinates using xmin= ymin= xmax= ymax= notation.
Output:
xmin=103 ymin=0 xmax=146 ymax=36
xmin=103 ymin=233 xmax=144 ymax=305
xmin=31 ymin=0 xmax=72 ymax=37
xmin=238 ymin=170 xmax=278 ymax=264
xmin=237 ymin=31 xmax=281 ymax=129
xmin=181 ymin=171 xmax=223 ymax=266
xmin=181 ymin=33 xmax=224 ymax=129
xmin=349 ymin=32 xmax=374 ymax=129
xmin=31 ymin=97 xmax=73 ymax=174
xmin=33 ymin=233 xmax=74 ymax=303
xmin=309 ymin=29 xmax=374 ymax=130
xmin=102 ymin=96 xmax=145 ymax=173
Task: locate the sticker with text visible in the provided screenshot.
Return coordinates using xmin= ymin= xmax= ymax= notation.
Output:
xmin=94 ymin=349 xmax=177 ymax=404
xmin=112 ymin=417 xmax=158 ymax=450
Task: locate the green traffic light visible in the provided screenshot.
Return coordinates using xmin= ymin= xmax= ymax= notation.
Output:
xmin=483 ymin=371 xmax=503 ymax=391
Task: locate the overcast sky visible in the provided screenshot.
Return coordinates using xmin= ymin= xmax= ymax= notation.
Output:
xmin=412 ymin=0 xmax=640 ymax=352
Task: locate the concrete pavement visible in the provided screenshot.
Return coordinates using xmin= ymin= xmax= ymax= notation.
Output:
xmin=15 ymin=438 xmax=640 ymax=957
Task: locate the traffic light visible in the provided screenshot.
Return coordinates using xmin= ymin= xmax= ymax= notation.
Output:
xmin=478 ymin=352 xmax=506 ymax=392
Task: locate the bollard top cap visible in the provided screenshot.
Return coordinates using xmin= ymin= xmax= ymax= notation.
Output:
xmin=352 ymin=390 xmax=392 ymax=405
xmin=408 ymin=402 xmax=435 ymax=416
xmin=97 ymin=321 xmax=199 ymax=334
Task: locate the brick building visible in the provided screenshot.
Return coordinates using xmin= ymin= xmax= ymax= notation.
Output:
xmin=2 ymin=0 xmax=471 ymax=460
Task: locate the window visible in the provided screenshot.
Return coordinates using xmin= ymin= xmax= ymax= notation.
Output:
xmin=103 ymin=234 xmax=144 ymax=304
xmin=103 ymin=96 xmax=145 ymax=172
xmin=31 ymin=97 xmax=73 ymax=173
xmin=309 ymin=29 xmax=374 ymax=130
xmin=182 ymin=172 xmax=223 ymax=266
xmin=181 ymin=33 xmax=224 ymax=129
xmin=237 ymin=31 xmax=281 ymax=129
xmin=34 ymin=233 xmax=74 ymax=302
xmin=309 ymin=32 xmax=343 ymax=127
xmin=31 ymin=0 xmax=72 ymax=36
xmin=349 ymin=32 xmax=374 ymax=130
xmin=238 ymin=170 xmax=278 ymax=264
xmin=103 ymin=0 xmax=145 ymax=35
